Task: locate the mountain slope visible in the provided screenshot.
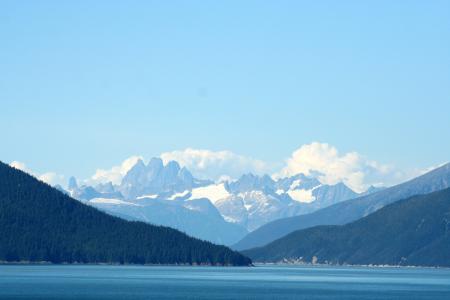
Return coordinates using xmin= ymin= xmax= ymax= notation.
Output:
xmin=233 ymin=163 xmax=450 ymax=250
xmin=0 ymin=161 xmax=251 ymax=266
xmin=243 ymin=188 xmax=450 ymax=267
xmin=88 ymin=197 xmax=248 ymax=245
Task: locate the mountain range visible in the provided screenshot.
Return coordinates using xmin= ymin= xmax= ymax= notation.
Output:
xmin=243 ymin=188 xmax=450 ymax=267
xmin=0 ymin=161 xmax=251 ymax=266
xmin=233 ymin=163 xmax=450 ymax=250
xmin=4 ymin=156 xmax=450 ymax=268
xmin=64 ymin=158 xmax=366 ymax=245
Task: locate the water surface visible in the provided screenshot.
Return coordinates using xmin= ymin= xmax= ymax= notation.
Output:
xmin=1 ymin=264 xmax=449 ymax=299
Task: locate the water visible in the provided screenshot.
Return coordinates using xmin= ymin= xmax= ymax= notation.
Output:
xmin=1 ymin=265 xmax=449 ymax=299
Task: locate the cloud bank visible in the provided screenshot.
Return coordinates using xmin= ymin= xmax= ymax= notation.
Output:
xmin=277 ymin=142 xmax=412 ymax=192
xmin=11 ymin=142 xmax=429 ymax=193
xmin=9 ymin=161 xmax=65 ymax=186
xmin=160 ymin=148 xmax=274 ymax=181
xmin=89 ymin=156 xmax=143 ymax=185
xmin=85 ymin=143 xmax=423 ymax=191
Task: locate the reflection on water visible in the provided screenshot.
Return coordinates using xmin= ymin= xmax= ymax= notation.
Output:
xmin=0 ymin=265 xmax=449 ymax=299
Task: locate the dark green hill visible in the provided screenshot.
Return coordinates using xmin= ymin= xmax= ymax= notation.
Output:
xmin=243 ymin=188 xmax=450 ymax=267
xmin=0 ymin=161 xmax=251 ymax=266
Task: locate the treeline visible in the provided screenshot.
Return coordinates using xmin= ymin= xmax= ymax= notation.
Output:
xmin=0 ymin=161 xmax=251 ymax=266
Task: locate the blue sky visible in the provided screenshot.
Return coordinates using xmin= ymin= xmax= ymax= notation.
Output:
xmin=1 ymin=1 xmax=449 ymax=187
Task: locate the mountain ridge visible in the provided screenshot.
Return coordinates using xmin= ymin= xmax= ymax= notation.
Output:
xmin=242 ymin=188 xmax=450 ymax=267
xmin=65 ymin=158 xmax=362 ymax=244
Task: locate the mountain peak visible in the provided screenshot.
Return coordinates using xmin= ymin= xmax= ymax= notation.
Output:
xmin=117 ymin=158 xmax=207 ymax=198
xmin=166 ymin=160 xmax=180 ymax=168
xmin=148 ymin=157 xmax=163 ymax=169
xmin=68 ymin=176 xmax=78 ymax=190
xmin=131 ymin=158 xmax=146 ymax=171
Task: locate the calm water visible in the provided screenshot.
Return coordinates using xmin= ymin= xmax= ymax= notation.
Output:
xmin=1 ymin=265 xmax=449 ymax=299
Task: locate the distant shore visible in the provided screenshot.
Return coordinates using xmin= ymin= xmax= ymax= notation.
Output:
xmin=1 ymin=261 xmax=447 ymax=269
xmin=252 ymin=262 xmax=448 ymax=269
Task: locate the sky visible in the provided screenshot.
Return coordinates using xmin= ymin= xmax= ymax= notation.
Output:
xmin=1 ymin=1 xmax=449 ymax=190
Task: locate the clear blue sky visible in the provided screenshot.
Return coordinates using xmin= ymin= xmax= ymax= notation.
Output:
xmin=1 ymin=0 xmax=449 ymax=180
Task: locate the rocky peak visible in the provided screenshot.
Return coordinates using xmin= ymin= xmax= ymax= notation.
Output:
xmin=68 ymin=176 xmax=78 ymax=190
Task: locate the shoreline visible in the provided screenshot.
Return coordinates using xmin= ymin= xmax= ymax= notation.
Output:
xmin=252 ymin=262 xmax=450 ymax=270
xmin=0 ymin=261 xmax=253 ymax=267
xmin=0 ymin=261 xmax=447 ymax=269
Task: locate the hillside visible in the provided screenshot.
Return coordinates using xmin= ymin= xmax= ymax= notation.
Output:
xmin=0 ymin=161 xmax=251 ymax=266
xmin=243 ymin=188 xmax=450 ymax=267
xmin=88 ymin=197 xmax=248 ymax=245
xmin=233 ymin=163 xmax=450 ymax=250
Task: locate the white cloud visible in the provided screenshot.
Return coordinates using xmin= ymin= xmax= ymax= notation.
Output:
xmin=89 ymin=144 xmax=423 ymax=191
xmin=89 ymin=156 xmax=143 ymax=185
xmin=9 ymin=161 xmax=65 ymax=186
xmin=10 ymin=161 xmax=31 ymax=173
xmin=38 ymin=172 xmax=65 ymax=186
xmin=160 ymin=148 xmax=274 ymax=181
xmin=10 ymin=143 xmax=442 ymax=193
xmin=276 ymin=142 xmax=411 ymax=193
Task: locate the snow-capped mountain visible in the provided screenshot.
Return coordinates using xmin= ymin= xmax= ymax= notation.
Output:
xmin=65 ymin=157 xmax=364 ymax=245
xmin=210 ymin=173 xmax=358 ymax=231
xmin=119 ymin=158 xmax=211 ymax=199
xmin=67 ymin=176 xmax=124 ymax=201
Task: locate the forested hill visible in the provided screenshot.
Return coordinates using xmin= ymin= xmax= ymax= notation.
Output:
xmin=0 ymin=161 xmax=251 ymax=266
xmin=243 ymin=188 xmax=450 ymax=267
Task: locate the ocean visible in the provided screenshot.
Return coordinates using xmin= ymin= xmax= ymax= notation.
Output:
xmin=1 ymin=264 xmax=449 ymax=299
